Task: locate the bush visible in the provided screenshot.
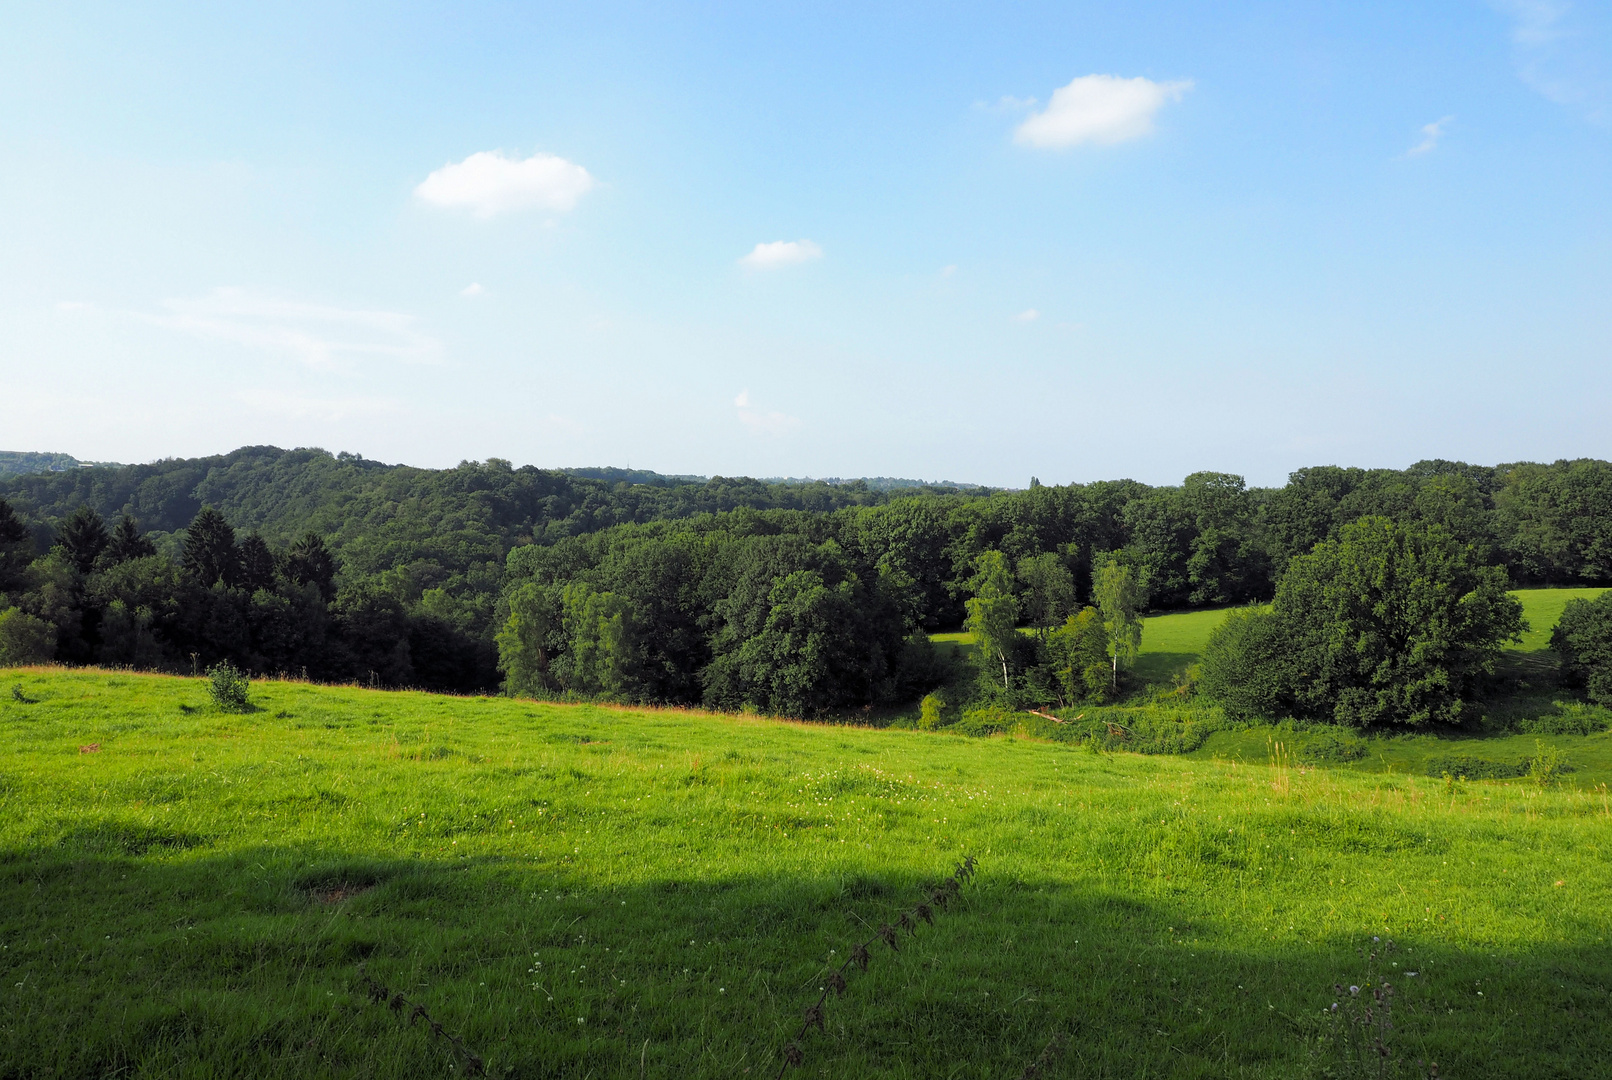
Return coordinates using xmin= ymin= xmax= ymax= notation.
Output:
xmin=1528 ymin=740 xmax=1571 ymax=787
xmin=917 ymin=691 xmax=948 ymax=730
xmin=0 ymin=608 xmax=57 ymax=665
xmin=206 ymin=661 xmax=253 ymax=713
xmin=1551 ymin=592 xmax=1612 ymax=705
xmin=1516 ymin=702 xmax=1612 ymax=736
xmin=1423 ymin=754 xmax=1527 ymax=780
xmin=1198 ymin=608 xmax=1290 ymax=720
xmin=1299 ymin=727 xmax=1368 ymax=763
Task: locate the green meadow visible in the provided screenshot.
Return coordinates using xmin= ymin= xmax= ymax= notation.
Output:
xmin=3 ymin=667 xmax=1611 ymax=1078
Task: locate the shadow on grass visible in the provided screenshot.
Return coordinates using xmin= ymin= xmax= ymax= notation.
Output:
xmin=1132 ymin=651 xmax=1201 ymax=686
xmin=2 ymin=844 xmax=1608 ymax=1079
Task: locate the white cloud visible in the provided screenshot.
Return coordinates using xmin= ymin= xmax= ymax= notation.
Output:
xmin=144 ymin=288 xmax=440 ymax=368
xmin=940 ymin=264 xmax=957 ymax=278
xmin=1493 ymin=1 xmax=1607 ymax=113
xmin=1014 ymin=309 xmax=1040 ymax=322
xmin=734 ymin=389 xmax=801 ymax=435
xmin=1407 ymin=116 xmax=1454 ymax=156
xmin=739 ymin=239 xmax=823 ymax=269
xmin=415 ymin=150 xmax=595 ymax=217
xmin=460 ymin=283 xmax=484 ymax=297
xmin=1014 ymin=74 xmax=1193 ymax=148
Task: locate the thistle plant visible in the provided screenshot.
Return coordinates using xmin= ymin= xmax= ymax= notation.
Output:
xmin=1312 ymin=938 xmax=1437 ymax=1079
xmin=775 ymin=855 xmax=978 ymax=1077
xmin=357 ymin=964 xmax=486 ymax=1076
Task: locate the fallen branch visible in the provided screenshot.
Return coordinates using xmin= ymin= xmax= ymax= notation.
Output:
xmin=776 ymin=855 xmax=979 ymax=1078
xmin=356 ymin=964 xmax=485 ymax=1076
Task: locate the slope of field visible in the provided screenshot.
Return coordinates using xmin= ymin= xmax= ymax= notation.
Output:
xmin=3 ymin=669 xmax=1609 ymax=1077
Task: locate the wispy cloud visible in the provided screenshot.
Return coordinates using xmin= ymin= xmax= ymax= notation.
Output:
xmin=739 ymin=239 xmax=823 ymax=269
xmin=1014 ymin=74 xmax=1192 ymax=148
xmin=1492 ymin=1 xmax=1608 ymax=115
xmin=1407 ymin=115 xmax=1455 ymax=155
xmin=460 ymin=283 xmax=484 ymax=297
xmin=734 ymin=389 xmax=801 ymax=435
xmin=1013 ymin=309 xmax=1040 ymax=322
xmin=144 ymin=288 xmax=440 ymax=369
xmin=415 ymin=150 xmax=595 ymax=217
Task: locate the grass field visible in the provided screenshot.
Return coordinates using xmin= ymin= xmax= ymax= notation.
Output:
xmin=3 ymin=668 xmax=1611 ymax=1077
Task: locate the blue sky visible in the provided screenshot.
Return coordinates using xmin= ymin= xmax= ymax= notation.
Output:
xmin=2 ymin=1 xmax=1608 ymax=487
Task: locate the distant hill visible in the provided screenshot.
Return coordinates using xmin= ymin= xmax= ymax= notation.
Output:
xmin=0 ymin=444 xmax=992 ymax=570
xmin=0 ymin=451 xmax=93 ymax=478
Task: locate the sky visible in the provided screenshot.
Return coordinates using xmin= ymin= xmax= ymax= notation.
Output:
xmin=1 ymin=1 xmax=1609 ymax=488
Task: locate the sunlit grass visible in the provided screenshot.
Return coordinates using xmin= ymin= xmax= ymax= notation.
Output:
xmin=2 ymin=667 xmax=1610 ymax=1077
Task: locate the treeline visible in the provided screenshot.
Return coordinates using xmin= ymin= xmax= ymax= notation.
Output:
xmin=0 ymin=502 xmax=495 ymax=690
xmin=3 ymin=448 xmax=1612 ymax=710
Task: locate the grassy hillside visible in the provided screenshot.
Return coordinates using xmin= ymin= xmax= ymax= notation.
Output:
xmin=3 ymin=669 xmax=1609 ymax=1077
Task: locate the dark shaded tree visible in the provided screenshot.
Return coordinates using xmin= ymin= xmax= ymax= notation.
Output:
xmin=105 ymin=515 xmax=156 ymax=564
xmin=53 ymin=505 xmax=109 ymax=574
xmin=182 ymin=508 xmax=239 ymax=587
xmin=238 ymin=534 xmax=278 ymax=593
xmin=282 ymin=532 xmax=337 ymax=600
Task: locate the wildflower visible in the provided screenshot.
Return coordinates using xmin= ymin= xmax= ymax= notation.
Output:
xmin=1350 ymin=986 xmax=1360 ymax=995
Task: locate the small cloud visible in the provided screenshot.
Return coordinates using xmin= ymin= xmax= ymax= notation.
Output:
xmin=739 ymin=239 xmax=823 ymax=269
xmin=55 ymin=300 xmax=92 ymax=312
xmin=460 ymin=283 xmax=484 ymax=297
xmin=734 ymin=390 xmax=800 ymax=435
xmin=1014 ymin=309 xmax=1040 ymax=322
xmin=144 ymin=287 xmax=440 ymax=369
xmin=1014 ymin=74 xmax=1192 ymax=148
xmin=415 ymin=150 xmax=595 ymax=218
xmin=940 ymin=264 xmax=957 ymax=278
xmin=1407 ymin=116 xmax=1454 ymax=156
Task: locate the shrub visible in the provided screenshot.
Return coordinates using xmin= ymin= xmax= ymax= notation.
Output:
xmin=1299 ymin=727 xmax=1368 ymax=764
xmin=1516 ymin=702 xmax=1612 ymax=736
xmin=917 ymin=691 xmax=947 ymax=730
xmin=206 ymin=661 xmax=253 ymax=713
xmin=1528 ymin=741 xmax=1570 ymax=787
xmin=0 ymin=608 xmax=57 ymax=665
xmin=1198 ymin=607 xmax=1290 ymax=720
xmin=1423 ymin=754 xmax=1524 ymax=780
xmin=1551 ymin=592 xmax=1612 ymax=705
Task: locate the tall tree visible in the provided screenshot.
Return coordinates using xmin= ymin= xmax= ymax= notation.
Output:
xmin=182 ymin=507 xmax=239 ymax=587
xmin=238 ymin=534 xmax=278 ymax=593
xmin=53 ymin=505 xmax=109 ymax=574
xmin=105 ymin=515 xmax=156 ymax=564
xmin=965 ymin=551 xmax=1019 ymax=688
xmin=1016 ymin=552 xmax=1077 ymax=636
xmin=1092 ymin=554 xmax=1144 ymax=689
xmin=0 ymin=498 xmax=31 ymax=592
xmin=1202 ymin=517 xmax=1525 ymax=727
xmin=282 ymin=532 xmax=337 ymax=600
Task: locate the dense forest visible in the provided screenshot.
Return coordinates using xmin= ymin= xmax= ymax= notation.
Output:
xmin=2 ymin=446 xmax=1611 ymax=717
